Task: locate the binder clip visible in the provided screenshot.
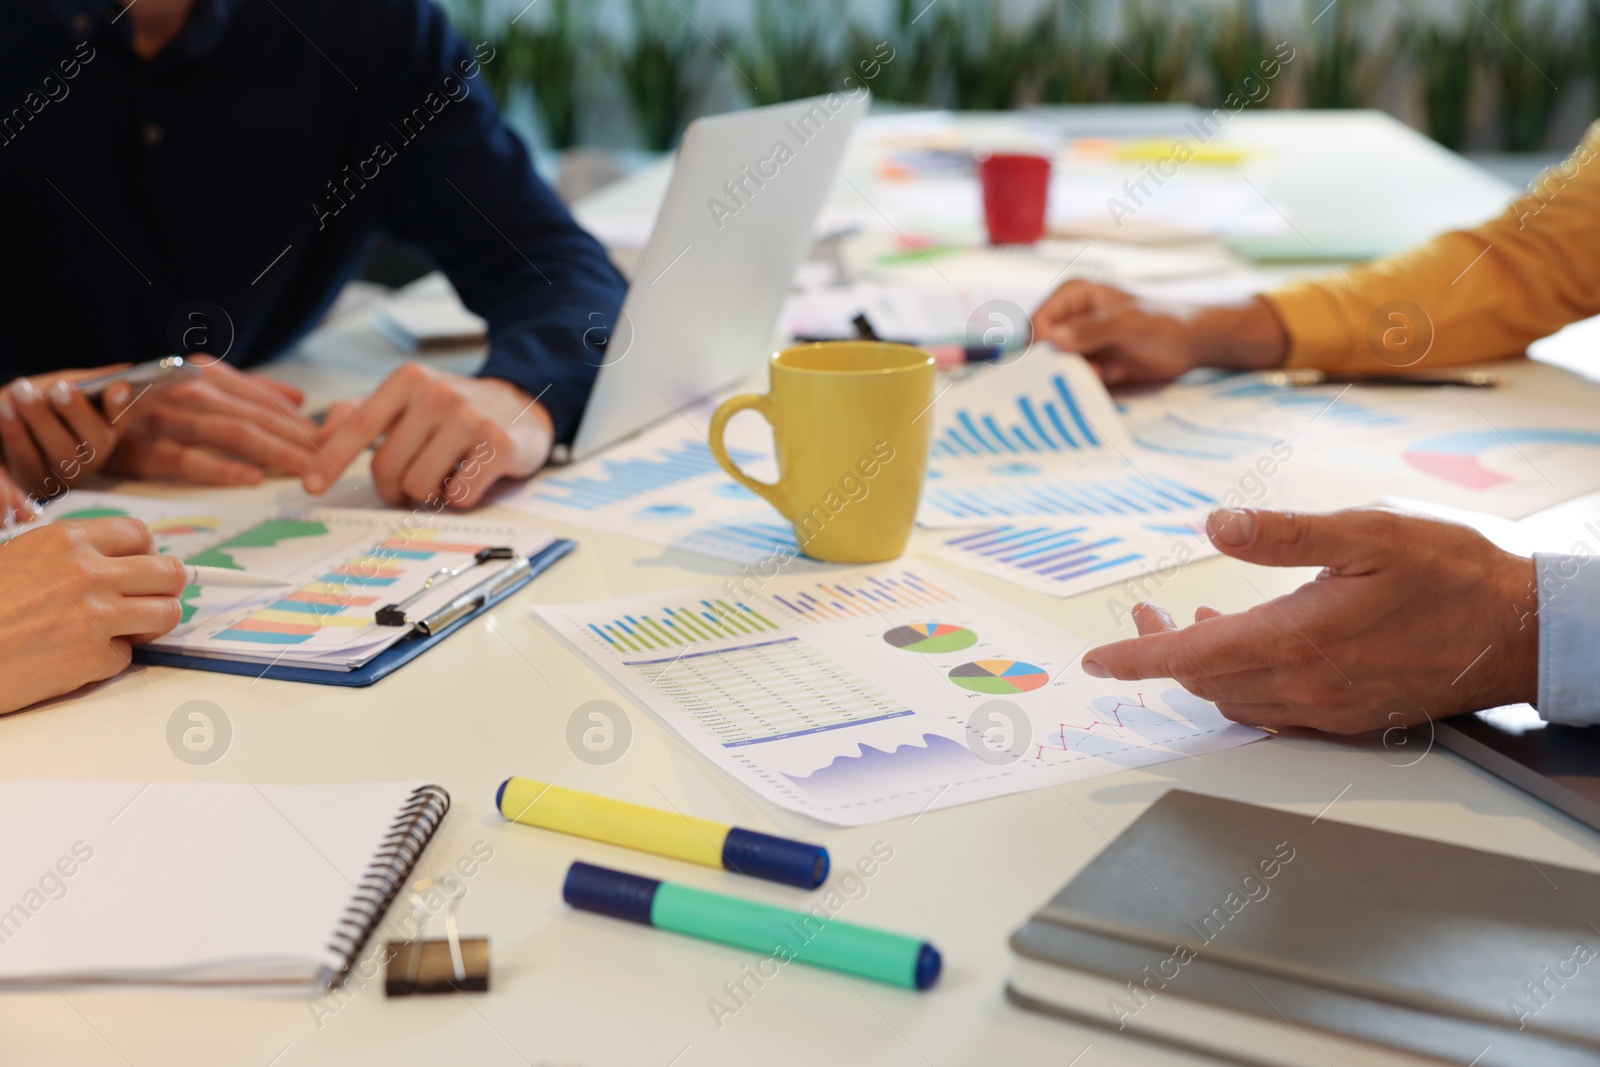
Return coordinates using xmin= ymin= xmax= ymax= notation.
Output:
xmin=385 ymin=877 xmax=490 ymax=995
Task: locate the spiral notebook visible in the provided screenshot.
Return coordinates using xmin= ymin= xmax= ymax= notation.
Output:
xmin=0 ymin=781 xmax=448 ymax=989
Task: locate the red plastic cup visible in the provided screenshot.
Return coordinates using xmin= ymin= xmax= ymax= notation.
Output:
xmin=978 ymin=153 xmax=1051 ymax=245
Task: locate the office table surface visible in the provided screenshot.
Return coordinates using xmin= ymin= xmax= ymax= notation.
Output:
xmin=574 ymin=108 xmax=1519 ymax=275
xmin=4 ymin=111 xmax=1600 ymax=1067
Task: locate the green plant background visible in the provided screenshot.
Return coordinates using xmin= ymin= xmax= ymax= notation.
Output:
xmin=456 ymin=0 xmax=1592 ymax=154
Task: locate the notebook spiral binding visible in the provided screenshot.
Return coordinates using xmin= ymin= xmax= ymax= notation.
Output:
xmin=325 ymin=784 xmax=452 ymax=986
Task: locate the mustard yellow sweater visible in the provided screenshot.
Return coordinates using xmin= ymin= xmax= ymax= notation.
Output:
xmin=1266 ymin=124 xmax=1600 ymax=372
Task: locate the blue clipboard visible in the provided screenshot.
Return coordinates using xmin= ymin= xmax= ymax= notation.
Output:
xmin=132 ymin=538 xmax=576 ymax=687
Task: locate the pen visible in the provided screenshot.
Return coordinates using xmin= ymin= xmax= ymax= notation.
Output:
xmin=375 ymin=546 xmax=517 ymax=627
xmin=185 ymin=564 xmax=292 ymax=589
xmin=1259 ymin=369 xmax=1498 ymax=388
xmin=406 ymin=554 xmax=530 ymax=636
xmin=853 ymin=311 xmax=1006 ymax=367
xmin=498 ymin=777 xmax=829 ymax=889
xmin=563 ymin=861 xmax=941 ymax=990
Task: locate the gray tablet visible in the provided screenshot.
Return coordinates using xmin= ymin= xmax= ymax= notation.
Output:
xmin=1431 ymin=704 xmax=1600 ymax=832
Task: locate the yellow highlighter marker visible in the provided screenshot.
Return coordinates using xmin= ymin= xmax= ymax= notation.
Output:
xmin=497 ymin=776 xmax=829 ymax=889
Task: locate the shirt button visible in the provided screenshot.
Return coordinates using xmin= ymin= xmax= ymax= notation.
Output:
xmin=72 ymin=13 xmax=90 ymax=33
xmin=142 ymin=123 xmax=163 ymax=146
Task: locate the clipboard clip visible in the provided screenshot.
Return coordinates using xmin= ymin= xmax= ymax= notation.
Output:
xmin=376 ymin=546 xmax=517 ymax=627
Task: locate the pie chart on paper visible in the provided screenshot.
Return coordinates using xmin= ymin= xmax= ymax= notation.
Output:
xmin=948 ymin=659 xmax=1049 ymax=695
xmin=882 ymin=623 xmax=979 ymax=654
xmin=1403 ymin=429 xmax=1600 ymax=490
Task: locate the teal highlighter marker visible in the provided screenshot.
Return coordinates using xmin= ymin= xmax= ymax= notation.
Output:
xmin=563 ymin=861 xmax=941 ymax=990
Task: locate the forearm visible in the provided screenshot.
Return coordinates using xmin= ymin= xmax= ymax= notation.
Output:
xmin=1189 ymin=297 xmax=1290 ymax=372
xmin=1264 ymin=123 xmax=1600 ymax=374
xmin=374 ymin=0 xmax=627 ymax=444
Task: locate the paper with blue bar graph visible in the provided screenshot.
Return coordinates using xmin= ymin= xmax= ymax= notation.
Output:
xmin=1120 ymin=374 xmax=1600 ymax=519
xmin=496 ymin=398 xmax=812 ymax=567
xmin=27 ymin=492 xmax=550 ymax=670
xmin=533 ymin=565 xmax=1262 ymax=825
xmin=921 ymin=518 xmax=1220 ymax=598
xmin=917 ymin=354 xmax=1223 ymax=529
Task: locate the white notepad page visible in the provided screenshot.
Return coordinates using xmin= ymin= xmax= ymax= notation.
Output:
xmin=0 ymin=782 xmax=427 ymax=987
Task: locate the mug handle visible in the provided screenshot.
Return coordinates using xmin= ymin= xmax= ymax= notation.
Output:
xmin=708 ymin=393 xmax=787 ymax=517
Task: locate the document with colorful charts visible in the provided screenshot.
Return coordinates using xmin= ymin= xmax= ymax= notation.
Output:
xmin=916 ymin=352 xmax=1225 ymax=530
xmin=533 ymin=565 xmax=1263 ymax=826
xmin=1118 ymin=374 xmax=1600 ymax=519
xmin=25 ymin=491 xmax=550 ymax=670
xmin=496 ymin=397 xmax=819 ymax=568
xmin=919 ymin=516 xmax=1220 ymax=599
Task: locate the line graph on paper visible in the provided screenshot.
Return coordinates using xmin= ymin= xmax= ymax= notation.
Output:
xmin=1034 ymin=689 xmax=1233 ymax=757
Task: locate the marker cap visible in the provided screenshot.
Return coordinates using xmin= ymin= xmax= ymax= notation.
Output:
xmin=721 ymin=828 xmax=829 ymax=889
xmin=563 ymin=861 xmax=659 ymax=925
xmin=914 ymin=943 xmax=942 ymax=991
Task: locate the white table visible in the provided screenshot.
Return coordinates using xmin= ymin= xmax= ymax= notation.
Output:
xmin=5 ymin=110 xmax=1597 ymax=1067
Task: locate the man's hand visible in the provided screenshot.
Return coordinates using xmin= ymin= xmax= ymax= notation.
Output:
xmin=1030 ymin=280 xmax=1290 ymax=386
xmin=1080 ymin=508 xmax=1540 ymax=733
xmin=0 ymin=369 xmax=121 ymax=498
xmin=303 ymin=364 xmax=553 ymax=508
xmin=0 ymin=517 xmax=187 ymax=713
xmin=106 ymin=361 xmax=317 ymax=485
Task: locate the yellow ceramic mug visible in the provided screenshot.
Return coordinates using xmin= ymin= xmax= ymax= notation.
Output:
xmin=708 ymin=341 xmax=934 ymax=564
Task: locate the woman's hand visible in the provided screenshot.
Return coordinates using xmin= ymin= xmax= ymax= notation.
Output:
xmin=0 ymin=368 xmax=122 ymax=500
xmin=0 ymin=517 xmax=187 ymax=713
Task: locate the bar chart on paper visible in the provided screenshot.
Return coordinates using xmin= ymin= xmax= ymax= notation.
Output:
xmin=583 ymin=597 xmax=781 ymax=652
xmin=523 ymin=440 xmax=747 ymax=511
xmin=933 ymin=372 xmax=1105 ymax=457
xmin=923 ymin=520 xmax=1216 ymax=597
xmin=919 ymin=462 xmax=1217 ymax=526
xmin=29 ymin=495 xmax=553 ymax=670
xmin=497 ymin=410 xmax=811 ymax=566
xmin=23 ymin=492 xmax=236 ymax=561
xmin=150 ymin=510 xmax=546 ymax=669
xmin=930 ymin=355 xmax=1132 ymax=460
xmin=535 ymin=566 xmax=1263 ymax=824
xmin=768 ymin=571 xmax=957 ymax=622
xmin=210 ymin=526 xmax=501 ymax=646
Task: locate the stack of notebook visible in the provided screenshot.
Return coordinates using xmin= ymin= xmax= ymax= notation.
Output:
xmin=1008 ymin=790 xmax=1600 ymax=1066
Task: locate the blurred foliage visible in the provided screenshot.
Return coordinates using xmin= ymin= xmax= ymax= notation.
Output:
xmin=619 ymin=0 xmax=705 ymax=151
xmin=849 ymin=0 xmax=940 ymax=105
xmin=1035 ymin=4 xmax=1110 ymax=104
xmin=458 ymin=0 xmax=1591 ymax=155
xmin=1487 ymin=0 xmax=1573 ymax=152
xmin=478 ymin=0 xmax=583 ymax=150
xmin=1405 ymin=14 xmax=1479 ymax=151
xmin=941 ymin=3 xmax=1040 ymax=110
xmin=1302 ymin=0 xmax=1376 ymax=109
xmin=1202 ymin=0 xmax=1272 ymax=107
xmin=1109 ymin=1 xmax=1197 ymax=103
xmin=730 ymin=0 xmax=847 ymax=108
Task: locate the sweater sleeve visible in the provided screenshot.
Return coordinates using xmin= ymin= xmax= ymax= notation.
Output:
xmin=1263 ymin=124 xmax=1600 ymax=374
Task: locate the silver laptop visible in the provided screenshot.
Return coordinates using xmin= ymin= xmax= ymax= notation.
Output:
xmin=570 ymin=92 xmax=868 ymax=459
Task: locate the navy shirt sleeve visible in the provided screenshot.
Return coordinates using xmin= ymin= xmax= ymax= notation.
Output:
xmin=363 ymin=8 xmax=626 ymax=444
xmin=2 ymin=0 xmax=627 ymax=445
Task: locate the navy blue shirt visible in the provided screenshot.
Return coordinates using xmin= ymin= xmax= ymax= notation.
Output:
xmin=1 ymin=0 xmax=626 ymax=442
